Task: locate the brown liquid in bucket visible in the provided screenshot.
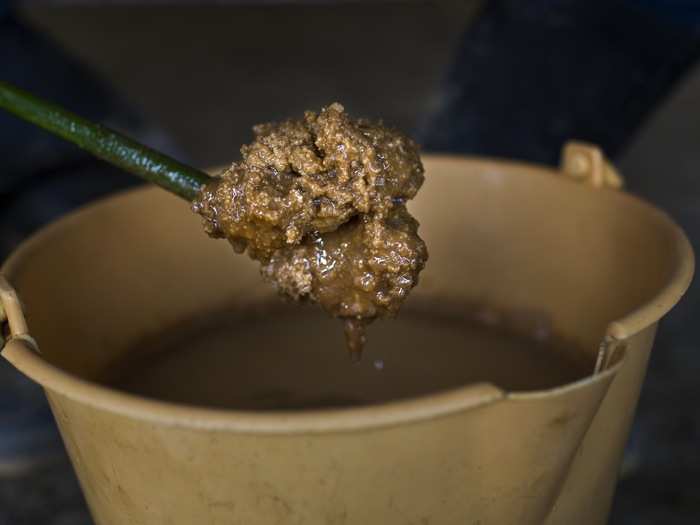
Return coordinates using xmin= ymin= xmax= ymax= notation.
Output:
xmin=104 ymin=302 xmax=591 ymax=410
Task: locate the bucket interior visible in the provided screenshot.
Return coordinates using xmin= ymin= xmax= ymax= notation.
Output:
xmin=4 ymin=155 xmax=685 ymax=406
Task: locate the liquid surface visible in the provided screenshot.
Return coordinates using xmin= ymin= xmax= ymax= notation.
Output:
xmin=105 ymin=304 xmax=592 ymax=411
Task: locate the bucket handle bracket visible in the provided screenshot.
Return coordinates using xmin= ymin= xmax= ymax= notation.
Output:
xmin=560 ymin=141 xmax=624 ymax=190
xmin=594 ymin=335 xmax=627 ymax=374
xmin=0 ymin=275 xmax=39 ymax=354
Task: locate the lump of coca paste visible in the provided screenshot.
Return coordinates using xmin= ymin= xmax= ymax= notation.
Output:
xmin=193 ymin=103 xmax=428 ymax=358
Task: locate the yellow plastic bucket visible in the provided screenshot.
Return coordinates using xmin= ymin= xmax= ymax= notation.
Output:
xmin=1 ymin=144 xmax=693 ymax=524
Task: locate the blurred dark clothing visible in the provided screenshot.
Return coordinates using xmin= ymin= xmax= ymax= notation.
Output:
xmin=420 ymin=0 xmax=700 ymax=165
xmin=0 ymin=11 xmax=144 ymax=260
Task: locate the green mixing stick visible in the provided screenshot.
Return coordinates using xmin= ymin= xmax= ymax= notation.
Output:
xmin=0 ymin=81 xmax=212 ymax=201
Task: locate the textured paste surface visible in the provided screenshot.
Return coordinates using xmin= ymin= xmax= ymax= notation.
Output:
xmin=193 ymin=103 xmax=427 ymax=354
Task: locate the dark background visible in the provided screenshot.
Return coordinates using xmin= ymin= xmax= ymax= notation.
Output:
xmin=1 ymin=1 xmax=699 ymax=523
